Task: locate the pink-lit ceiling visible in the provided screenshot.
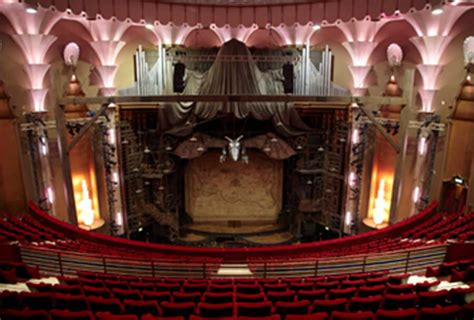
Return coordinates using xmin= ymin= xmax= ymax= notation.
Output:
xmin=29 ymin=0 xmax=444 ymax=26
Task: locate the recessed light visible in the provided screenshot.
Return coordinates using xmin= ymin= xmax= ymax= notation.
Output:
xmin=26 ymin=6 xmax=38 ymax=14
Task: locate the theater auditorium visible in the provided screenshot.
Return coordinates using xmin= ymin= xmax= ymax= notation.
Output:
xmin=0 ymin=0 xmax=474 ymax=319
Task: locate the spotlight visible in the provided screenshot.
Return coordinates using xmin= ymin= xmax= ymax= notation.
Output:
xmin=25 ymin=4 xmax=38 ymax=14
xmin=431 ymin=5 xmax=444 ymax=15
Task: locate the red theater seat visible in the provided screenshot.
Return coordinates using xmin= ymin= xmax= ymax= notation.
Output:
xmin=358 ymin=285 xmax=386 ymax=297
xmin=190 ymin=316 xmax=233 ymax=320
xmin=50 ymin=310 xmax=94 ymax=320
xmin=263 ymin=283 xmax=288 ymax=293
xmin=0 ymin=309 xmax=51 ymax=320
xmin=129 ymin=282 xmax=154 ymax=291
xmin=156 ymin=283 xmax=180 ymax=292
xmin=183 ymin=283 xmax=207 ymax=293
xmin=328 ymin=287 xmax=357 ymax=299
xmin=290 ymin=282 xmax=314 ymax=291
xmin=142 ymin=290 xmax=171 ymax=303
xmin=95 ymin=312 xmax=138 ymax=320
xmin=27 ymin=282 xmax=54 ymax=293
xmin=104 ymin=280 xmax=130 ymax=290
xmin=419 ymin=305 xmax=462 ymax=320
xmin=88 ymin=297 xmax=124 ymax=314
xmin=82 ymin=286 xmax=111 ymax=298
xmin=237 ymin=301 xmax=273 ymax=317
xmin=0 ymin=291 xmax=20 ymax=309
xmin=418 ymin=289 xmax=448 ymax=307
xmin=236 ymin=284 xmax=262 ymax=294
xmin=414 ymin=281 xmax=439 ymax=293
xmin=143 ymin=316 xmax=184 ymax=320
xmin=0 ymin=268 xmax=17 ymax=284
xmin=332 ymin=311 xmax=375 ymax=320
xmin=297 ymin=289 xmax=327 ymax=302
xmin=54 ymin=284 xmax=83 ymax=295
xmin=208 ymin=284 xmax=234 ymax=293
xmin=274 ymin=300 xmax=311 ymax=317
xmin=376 ymin=308 xmax=418 ymax=320
xmin=387 ymin=274 xmax=409 ymax=285
xmin=79 ymin=278 xmax=104 ymax=287
xmin=112 ymin=288 xmax=142 ymax=300
xmin=54 ymin=293 xmax=89 ymax=311
xmin=202 ymin=291 xmax=234 ymax=304
xmin=236 ymin=292 xmax=266 ymax=302
xmin=366 ymin=277 xmax=389 ymax=287
xmin=173 ymin=291 xmax=202 ymax=303
xmin=386 ymin=284 xmax=414 ymax=295
xmin=286 ymin=313 xmax=328 ymax=320
xmin=238 ymin=316 xmax=281 ymax=320
xmin=312 ymin=298 xmax=348 ymax=313
xmin=267 ymin=290 xmax=296 ymax=304
xmin=315 ymin=281 xmax=340 ymax=291
xmin=198 ymin=302 xmax=234 ymax=318
xmin=349 ymin=295 xmax=383 ymax=312
xmin=449 ymin=286 xmax=474 ymax=305
xmin=341 ymin=279 xmax=365 ymax=288
xmin=20 ymin=291 xmax=54 ymax=310
xmin=124 ymin=299 xmax=161 ymax=317
xmin=161 ymin=301 xmax=196 ymax=318
xmin=463 ymin=301 xmax=474 ymax=320
xmin=382 ymin=294 xmax=417 ymax=310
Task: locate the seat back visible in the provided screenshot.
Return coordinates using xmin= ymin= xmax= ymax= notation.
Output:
xmin=0 ymin=309 xmax=50 ymax=320
xmin=349 ymin=295 xmax=383 ymax=312
xmin=376 ymin=308 xmax=419 ymax=320
xmin=237 ymin=301 xmax=272 ymax=317
xmin=161 ymin=301 xmax=195 ymax=317
xmin=54 ymin=293 xmax=89 ymax=311
xmin=332 ymin=311 xmax=375 ymax=320
xmin=198 ymin=302 xmax=234 ymax=318
xmin=274 ymin=300 xmax=310 ymax=316
xmin=203 ymin=292 xmax=234 ymax=304
xmin=50 ymin=309 xmax=94 ymax=320
xmin=419 ymin=305 xmax=462 ymax=320
xmin=123 ymin=299 xmax=160 ymax=316
xmin=20 ymin=292 xmax=53 ymax=310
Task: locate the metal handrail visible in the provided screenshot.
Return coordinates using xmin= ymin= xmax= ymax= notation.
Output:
xmin=20 ymin=243 xmax=447 ymax=279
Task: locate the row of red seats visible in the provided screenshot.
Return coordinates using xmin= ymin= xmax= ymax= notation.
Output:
xmin=248 ymin=238 xmax=431 ymax=262
xmin=426 ymin=258 xmax=474 ymax=282
xmin=0 ymin=261 xmax=41 ymax=284
xmin=1 ymin=294 xmax=474 ymax=320
xmin=402 ymin=213 xmax=443 ymax=239
xmin=404 ymin=212 xmax=474 ymax=240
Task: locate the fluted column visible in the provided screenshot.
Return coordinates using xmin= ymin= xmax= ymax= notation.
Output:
xmin=338 ymin=19 xmax=388 ymax=96
xmin=404 ymin=4 xmax=467 ymax=112
xmin=83 ymin=18 xmax=130 ymax=96
xmin=1 ymin=3 xmax=60 ymax=111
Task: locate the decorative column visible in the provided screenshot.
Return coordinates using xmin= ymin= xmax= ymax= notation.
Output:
xmin=404 ymin=4 xmax=468 ymax=112
xmin=1 ymin=3 xmax=60 ymax=111
xmin=337 ymin=19 xmax=388 ymax=96
xmin=83 ymin=17 xmax=130 ymax=96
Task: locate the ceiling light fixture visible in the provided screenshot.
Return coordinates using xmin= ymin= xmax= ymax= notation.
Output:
xmin=25 ymin=5 xmax=38 ymax=14
xmin=145 ymin=23 xmax=154 ymax=30
xmin=313 ymin=24 xmax=321 ymax=31
xmin=431 ymin=5 xmax=444 ymax=15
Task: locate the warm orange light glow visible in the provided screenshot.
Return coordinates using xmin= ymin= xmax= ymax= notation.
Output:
xmin=78 ymin=180 xmax=94 ymax=226
xmin=373 ymin=179 xmax=387 ymax=225
xmin=73 ymin=175 xmax=97 ymax=227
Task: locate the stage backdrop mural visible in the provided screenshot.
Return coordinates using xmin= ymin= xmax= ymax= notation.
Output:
xmin=185 ymin=151 xmax=283 ymax=223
